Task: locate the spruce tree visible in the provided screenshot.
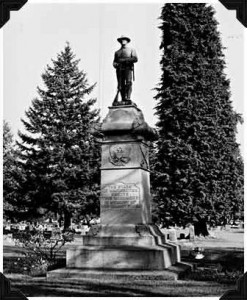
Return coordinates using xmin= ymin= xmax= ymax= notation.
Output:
xmin=3 ymin=121 xmax=16 ymax=219
xmin=17 ymin=43 xmax=101 ymax=229
xmin=152 ymin=4 xmax=244 ymax=235
xmin=3 ymin=121 xmax=26 ymax=222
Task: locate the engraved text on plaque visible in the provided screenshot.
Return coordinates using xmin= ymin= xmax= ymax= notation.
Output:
xmin=101 ymin=182 xmax=140 ymax=209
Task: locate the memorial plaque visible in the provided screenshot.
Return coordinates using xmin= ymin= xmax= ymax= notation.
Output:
xmin=101 ymin=182 xmax=140 ymax=209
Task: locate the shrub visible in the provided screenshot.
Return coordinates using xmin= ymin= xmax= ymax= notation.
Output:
xmin=13 ymin=230 xmax=74 ymax=276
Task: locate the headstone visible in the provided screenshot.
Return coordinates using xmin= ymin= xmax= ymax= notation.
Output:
xmin=189 ymin=224 xmax=195 ymax=241
xmin=169 ymin=229 xmax=177 ymax=242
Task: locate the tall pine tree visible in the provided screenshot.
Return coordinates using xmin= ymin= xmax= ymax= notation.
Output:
xmin=3 ymin=121 xmax=17 ymax=220
xmin=3 ymin=122 xmax=27 ymax=222
xmin=152 ymin=4 xmax=243 ymax=235
xmin=17 ymin=43 xmax=101 ymax=229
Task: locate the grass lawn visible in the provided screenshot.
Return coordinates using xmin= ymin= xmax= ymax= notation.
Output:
xmin=3 ymin=228 xmax=243 ymax=297
xmin=6 ymin=274 xmax=236 ymax=297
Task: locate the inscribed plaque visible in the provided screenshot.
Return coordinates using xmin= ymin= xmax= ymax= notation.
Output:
xmin=101 ymin=182 xmax=140 ymax=209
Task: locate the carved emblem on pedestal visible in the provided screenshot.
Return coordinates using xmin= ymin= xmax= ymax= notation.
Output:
xmin=109 ymin=144 xmax=131 ymax=166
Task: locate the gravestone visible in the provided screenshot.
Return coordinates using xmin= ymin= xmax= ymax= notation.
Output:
xmin=169 ymin=228 xmax=177 ymax=242
xmin=189 ymin=224 xmax=195 ymax=241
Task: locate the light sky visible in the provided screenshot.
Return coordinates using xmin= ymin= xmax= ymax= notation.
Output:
xmin=3 ymin=1 xmax=244 ymax=152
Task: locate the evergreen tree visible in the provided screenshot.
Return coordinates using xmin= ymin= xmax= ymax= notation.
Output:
xmin=3 ymin=121 xmax=27 ymax=221
xmin=3 ymin=120 xmax=16 ymax=219
xmin=152 ymin=4 xmax=243 ymax=235
xmin=17 ymin=43 xmax=101 ymax=229
xmin=3 ymin=120 xmax=13 ymax=154
xmin=3 ymin=121 xmax=23 ymax=220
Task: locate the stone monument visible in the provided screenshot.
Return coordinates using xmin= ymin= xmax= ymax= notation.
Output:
xmin=49 ymin=36 xmax=189 ymax=278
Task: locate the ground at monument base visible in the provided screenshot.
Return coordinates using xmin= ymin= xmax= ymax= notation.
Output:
xmin=6 ymin=273 xmax=236 ymax=297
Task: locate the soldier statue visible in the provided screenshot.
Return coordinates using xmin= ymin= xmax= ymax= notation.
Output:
xmin=112 ymin=35 xmax=138 ymax=106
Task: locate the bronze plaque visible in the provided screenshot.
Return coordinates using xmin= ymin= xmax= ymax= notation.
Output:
xmin=101 ymin=183 xmax=140 ymax=209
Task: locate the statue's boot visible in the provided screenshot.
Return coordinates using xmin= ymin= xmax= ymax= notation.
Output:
xmin=120 ymin=88 xmax=126 ymax=104
xmin=126 ymin=83 xmax=134 ymax=105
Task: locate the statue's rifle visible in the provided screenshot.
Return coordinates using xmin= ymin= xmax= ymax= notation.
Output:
xmin=113 ymin=88 xmax=120 ymax=105
xmin=113 ymin=63 xmax=121 ymax=105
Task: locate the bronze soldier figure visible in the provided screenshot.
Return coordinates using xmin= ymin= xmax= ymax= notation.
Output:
xmin=112 ymin=35 xmax=138 ymax=106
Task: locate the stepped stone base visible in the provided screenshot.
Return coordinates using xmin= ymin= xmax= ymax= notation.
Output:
xmin=47 ymin=263 xmax=192 ymax=281
xmin=67 ymin=245 xmax=174 ymax=270
xmin=64 ymin=225 xmax=181 ymax=270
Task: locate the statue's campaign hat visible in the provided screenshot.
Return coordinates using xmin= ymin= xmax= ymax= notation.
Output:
xmin=117 ymin=35 xmax=131 ymax=43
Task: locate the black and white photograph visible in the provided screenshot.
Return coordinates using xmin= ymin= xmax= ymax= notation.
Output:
xmin=0 ymin=0 xmax=246 ymax=297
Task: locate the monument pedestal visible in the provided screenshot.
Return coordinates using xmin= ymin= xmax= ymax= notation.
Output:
xmin=67 ymin=224 xmax=180 ymax=270
xmin=48 ymin=105 xmax=190 ymax=277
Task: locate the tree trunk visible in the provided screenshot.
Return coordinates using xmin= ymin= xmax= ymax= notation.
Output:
xmin=194 ymin=218 xmax=209 ymax=236
xmin=63 ymin=209 xmax=71 ymax=232
xmin=58 ymin=214 xmax=63 ymax=227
